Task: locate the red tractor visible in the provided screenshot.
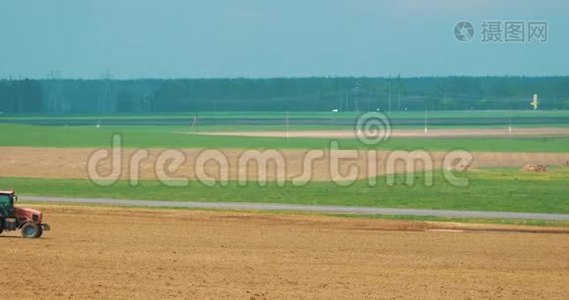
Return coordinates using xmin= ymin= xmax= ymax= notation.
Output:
xmin=0 ymin=190 xmax=50 ymax=238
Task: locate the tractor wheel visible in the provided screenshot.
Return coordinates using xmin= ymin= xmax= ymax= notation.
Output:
xmin=36 ymin=226 xmax=43 ymax=238
xmin=0 ymin=218 xmax=3 ymax=235
xmin=21 ymin=223 xmax=41 ymax=238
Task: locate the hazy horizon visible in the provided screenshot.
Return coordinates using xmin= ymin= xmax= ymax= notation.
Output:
xmin=1 ymin=0 xmax=567 ymax=79
xmin=4 ymin=75 xmax=569 ymax=81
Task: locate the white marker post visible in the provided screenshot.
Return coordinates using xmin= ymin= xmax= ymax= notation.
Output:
xmin=191 ymin=115 xmax=198 ymax=132
xmin=424 ymin=105 xmax=428 ymax=134
xmin=531 ymin=94 xmax=539 ymax=110
xmin=286 ymin=111 xmax=290 ymax=139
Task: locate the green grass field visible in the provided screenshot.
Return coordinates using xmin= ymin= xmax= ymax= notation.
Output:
xmin=1 ymin=124 xmax=569 ymax=152
xmin=2 ymin=111 xmax=568 ymax=220
xmin=3 ymin=168 xmax=569 ymax=214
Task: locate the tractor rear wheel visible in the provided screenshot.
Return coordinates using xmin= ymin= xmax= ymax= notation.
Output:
xmin=21 ymin=223 xmax=41 ymax=238
xmin=36 ymin=226 xmax=43 ymax=238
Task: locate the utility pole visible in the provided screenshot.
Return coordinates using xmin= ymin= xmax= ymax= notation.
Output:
xmin=397 ymin=74 xmax=401 ymax=111
xmin=141 ymin=81 xmax=152 ymax=113
xmin=47 ymin=70 xmax=62 ymax=112
xmin=388 ymin=74 xmax=392 ymax=114
xmin=101 ymin=70 xmax=113 ymax=113
xmin=354 ymin=85 xmax=360 ymax=113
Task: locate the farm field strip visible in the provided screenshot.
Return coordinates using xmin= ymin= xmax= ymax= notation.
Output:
xmin=3 ymin=205 xmax=569 ymax=299
xmin=2 ymin=167 xmax=569 ymax=214
xmin=2 ymin=124 xmax=569 ymax=151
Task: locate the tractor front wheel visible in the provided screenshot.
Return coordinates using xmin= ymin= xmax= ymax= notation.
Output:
xmin=21 ymin=223 xmax=42 ymax=238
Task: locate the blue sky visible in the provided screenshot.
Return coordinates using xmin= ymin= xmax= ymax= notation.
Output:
xmin=0 ymin=0 xmax=567 ymax=78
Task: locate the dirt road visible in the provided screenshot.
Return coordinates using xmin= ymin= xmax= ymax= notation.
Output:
xmin=22 ymin=196 xmax=569 ymax=221
xmin=1 ymin=206 xmax=568 ymax=299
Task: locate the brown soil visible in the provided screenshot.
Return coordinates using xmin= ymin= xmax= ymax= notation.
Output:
xmin=1 ymin=205 xmax=568 ymax=299
xmin=0 ymin=147 xmax=568 ymax=181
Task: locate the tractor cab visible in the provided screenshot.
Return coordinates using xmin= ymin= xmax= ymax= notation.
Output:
xmin=0 ymin=190 xmax=50 ymax=238
xmin=0 ymin=190 xmax=16 ymax=218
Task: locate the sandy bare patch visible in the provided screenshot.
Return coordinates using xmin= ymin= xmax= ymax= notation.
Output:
xmin=523 ymin=164 xmax=549 ymax=172
xmin=2 ymin=205 xmax=568 ymax=298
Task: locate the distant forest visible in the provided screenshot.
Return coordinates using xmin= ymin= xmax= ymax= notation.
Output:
xmin=1 ymin=77 xmax=569 ymax=113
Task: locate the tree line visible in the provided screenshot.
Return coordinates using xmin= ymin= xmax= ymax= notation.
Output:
xmin=1 ymin=76 xmax=569 ymax=114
